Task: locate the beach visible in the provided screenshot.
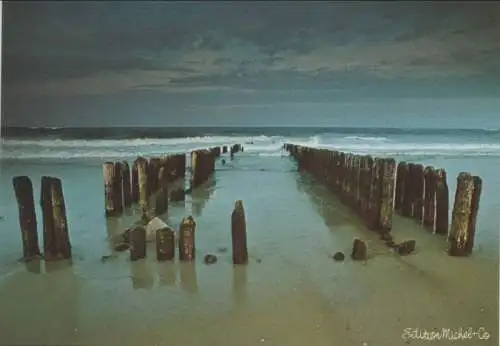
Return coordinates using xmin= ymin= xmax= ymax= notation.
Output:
xmin=0 ymin=127 xmax=498 ymax=346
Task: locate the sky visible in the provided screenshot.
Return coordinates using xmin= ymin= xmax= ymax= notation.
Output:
xmin=2 ymin=1 xmax=500 ymax=128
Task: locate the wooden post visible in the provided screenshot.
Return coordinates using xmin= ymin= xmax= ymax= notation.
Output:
xmin=130 ymin=226 xmax=146 ymax=261
xmin=413 ymin=164 xmax=424 ymax=223
xmin=448 ymin=172 xmax=475 ymax=256
xmin=359 ymin=156 xmax=372 ymax=221
xmin=113 ymin=161 xmax=124 ymax=215
xmin=367 ymin=158 xmax=383 ymax=231
xmin=222 ymin=145 xmax=228 ymax=154
xmin=155 ymin=166 xmax=168 ymax=215
xmin=351 ymin=238 xmax=367 ymax=261
xmin=466 ymin=176 xmax=482 ymax=254
xmin=122 ymin=161 xmax=132 ymax=208
xmin=136 ymin=157 xmax=149 ymax=215
xmin=378 ymin=158 xmax=396 ymax=233
xmin=156 ymin=227 xmax=175 ymax=261
xmin=400 ymin=163 xmax=412 ymax=217
xmin=131 ymin=158 xmax=140 ymax=204
xmin=179 ymin=216 xmax=196 ymax=261
xmin=394 ymin=161 xmax=405 ymax=211
xmin=103 ymin=162 xmax=118 ymax=217
xmin=40 ymin=176 xmax=71 ymax=261
xmin=148 ymin=158 xmax=161 ymax=196
xmin=423 ymin=166 xmax=436 ymax=231
xmin=12 ymin=176 xmax=41 ymax=259
xmin=231 ymin=200 xmax=248 ymax=265
xmin=435 ymin=169 xmax=449 ymax=235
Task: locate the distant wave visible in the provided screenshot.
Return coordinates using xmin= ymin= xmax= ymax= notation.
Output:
xmin=1 ymin=132 xmax=500 ymax=160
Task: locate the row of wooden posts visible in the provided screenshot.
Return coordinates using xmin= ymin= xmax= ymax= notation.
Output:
xmin=283 ymin=144 xmax=482 ymax=257
xmin=128 ymin=200 xmax=248 ymax=265
xmin=12 ymin=144 xmax=244 ymax=263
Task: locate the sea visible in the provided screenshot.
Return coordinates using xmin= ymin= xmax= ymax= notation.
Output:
xmin=0 ymin=126 xmax=498 ymax=346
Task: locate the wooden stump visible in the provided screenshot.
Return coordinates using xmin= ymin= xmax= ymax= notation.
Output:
xmin=466 ymin=176 xmax=482 ymax=254
xmin=407 ymin=163 xmax=416 ymax=217
xmin=394 ymin=161 xmax=406 ymax=211
xmin=122 ymin=161 xmax=132 ymax=208
xmin=12 ymin=176 xmax=41 ymax=259
xmin=448 ymin=172 xmax=475 ymax=256
xmin=351 ymin=238 xmax=367 ymax=261
xmin=179 ymin=216 xmax=196 ymax=261
xmin=399 ymin=162 xmax=411 ymax=217
xmin=378 ymin=158 xmax=396 ymax=233
xmin=136 ymin=157 xmax=149 ymax=216
xmin=359 ymin=156 xmax=373 ymax=220
xmin=231 ymin=200 xmax=248 ymax=265
xmin=40 ymin=176 xmax=71 ymax=261
xmin=148 ymin=158 xmax=161 ymax=196
xmin=423 ymin=166 xmax=436 ymax=231
xmin=412 ymin=164 xmax=424 ymax=223
xmin=131 ymin=158 xmax=140 ymax=203
xmin=156 ymin=227 xmax=175 ymax=261
xmin=435 ymin=169 xmax=449 ymax=235
xmin=155 ymin=166 xmax=169 ymax=215
xmin=103 ymin=162 xmax=119 ymax=217
xmin=130 ymin=226 xmax=146 ymax=261
xmin=367 ymin=158 xmax=383 ymax=230
xmin=113 ymin=161 xmax=124 ymax=215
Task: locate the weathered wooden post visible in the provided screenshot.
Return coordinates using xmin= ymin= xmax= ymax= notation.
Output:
xmin=156 ymin=226 xmax=175 ymax=261
xmin=13 ymin=176 xmax=41 ymax=259
xmin=179 ymin=216 xmax=196 ymax=261
xmin=378 ymin=158 xmax=396 ymax=233
xmin=113 ymin=161 xmax=124 ymax=215
xmin=351 ymin=238 xmax=367 ymax=261
xmin=232 ymin=200 xmax=248 ymax=265
xmin=466 ymin=176 xmax=482 ymax=254
xmin=448 ymin=172 xmax=475 ymax=256
xmin=359 ymin=156 xmax=372 ymax=220
xmin=399 ymin=162 xmax=411 ymax=217
xmin=148 ymin=158 xmax=161 ymax=196
xmin=136 ymin=157 xmax=149 ymax=216
xmin=435 ymin=169 xmax=449 ymax=235
xmin=130 ymin=226 xmax=146 ymax=261
xmin=131 ymin=158 xmax=140 ymax=204
xmin=103 ymin=162 xmax=119 ymax=217
xmin=412 ymin=164 xmax=424 ymax=223
xmin=40 ymin=176 xmax=71 ymax=261
xmin=122 ymin=161 xmax=132 ymax=208
xmin=394 ymin=161 xmax=405 ymax=211
xmin=423 ymin=166 xmax=436 ymax=231
xmin=155 ymin=165 xmax=169 ymax=215
xmin=367 ymin=158 xmax=383 ymax=231
xmin=222 ymin=145 xmax=228 ymax=154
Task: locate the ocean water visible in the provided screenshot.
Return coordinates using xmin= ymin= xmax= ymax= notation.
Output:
xmin=0 ymin=126 xmax=498 ymax=345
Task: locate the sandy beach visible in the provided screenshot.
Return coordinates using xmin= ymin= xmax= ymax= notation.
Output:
xmin=0 ymin=149 xmax=497 ymax=346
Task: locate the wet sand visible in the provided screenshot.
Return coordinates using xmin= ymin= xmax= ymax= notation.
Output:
xmin=0 ymin=155 xmax=498 ymax=345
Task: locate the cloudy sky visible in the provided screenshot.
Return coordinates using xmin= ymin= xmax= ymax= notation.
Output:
xmin=2 ymin=1 xmax=500 ymax=127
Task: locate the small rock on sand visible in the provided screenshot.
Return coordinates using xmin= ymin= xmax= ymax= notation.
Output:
xmin=114 ymin=243 xmax=130 ymax=252
xmin=351 ymin=238 xmax=367 ymax=261
xmin=332 ymin=252 xmax=345 ymax=261
xmin=204 ymin=254 xmax=218 ymax=265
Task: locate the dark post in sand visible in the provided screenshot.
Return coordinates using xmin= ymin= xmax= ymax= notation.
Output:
xmin=136 ymin=157 xmax=149 ymax=216
xmin=148 ymin=158 xmax=161 ymax=196
xmin=113 ymin=161 xmax=124 ymax=215
xmin=448 ymin=172 xmax=475 ymax=256
xmin=231 ymin=200 xmax=248 ymax=265
xmin=423 ymin=166 xmax=436 ymax=231
xmin=466 ymin=176 xmax=482 ymax=254
xmin=12 ymin=176 xmax=41 ymax=259
xmin=130 ymin=226 xmax=146 ymax=261
xmin=434 ymin=169 xmax=449 ymax=235
xmin=367 ymin=158 xmax=383 ymax=231
xmin=103 ymin=162 xmax=119 ymax=217
xmin=155 ymin=166 xmax=168 ymax=215
xmin=40 ymin=176 xmax=71 ymax=261
xmin=412 ymin=164 xmax=425 ymax=224
xmin=179 ymin=216 xmax=196 ymax=261
xmin=378 ymin=158 xmax=396 ymax=233
xmin=122 ymin=161 xmax=132 ymax=208
xmin=156 ymin=226 xmax=175 ymax=261
xmin=131 ymin=158 xmax=140 ymax=203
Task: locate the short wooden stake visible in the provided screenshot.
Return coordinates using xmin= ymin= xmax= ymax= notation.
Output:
xmin=40 ymin=176 xmax=71 ymax=261
xmin=103 ymin=162 xmax=118 ymax=217
xmin=378 ymin=158 xmax=396 ymax=233
xmin=179 ymin=216 xmax=196 ymax=261
xmin=231 ymin=200 xmax=248 ymax=265
xmin=131 ymin=158 xmax=140 ymax=203
xmin=466 ymin=176 xmax=482 ymax=254
xmin=130 ymin=226 xmax=146 ymax=261
xmin=351 ymin=238 xmax=367 ymax=261
xmin=412 ymin=164 xmax=424 ymax=223
xmin=122 ymin=161 xmax=132 ymax=208
xmin=136 ymin=157 xmax=149 ymax=215
xmin=423 ymin=166 xmax=436 ymax=231
xmin=113 ymin=161 xmax=124 ymax=215
xmin=12 ymin=176 xmax=41 ymax=259
xmin=448 ymin=172 xmax=475 ymax=256
xmin=435 ymin=169 xmax=449 ymax=235
xmin=156 ymin=227 xmax=175 ymax=261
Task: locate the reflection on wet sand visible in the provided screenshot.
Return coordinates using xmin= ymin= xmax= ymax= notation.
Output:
xmin=179 ymin=262 xmax=198 ymax=294
xmin=191 ymin=176 xmax=216 ymax=217
xmin=0 ymin=259 xmax=82 ymax=344
xmin=158 ymin=261 xmax=177 ymax=287
xmin=130 ymin=260 xmax=155 ymax=290
xmin=232 ymin=264 xmax=248 ymax=305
